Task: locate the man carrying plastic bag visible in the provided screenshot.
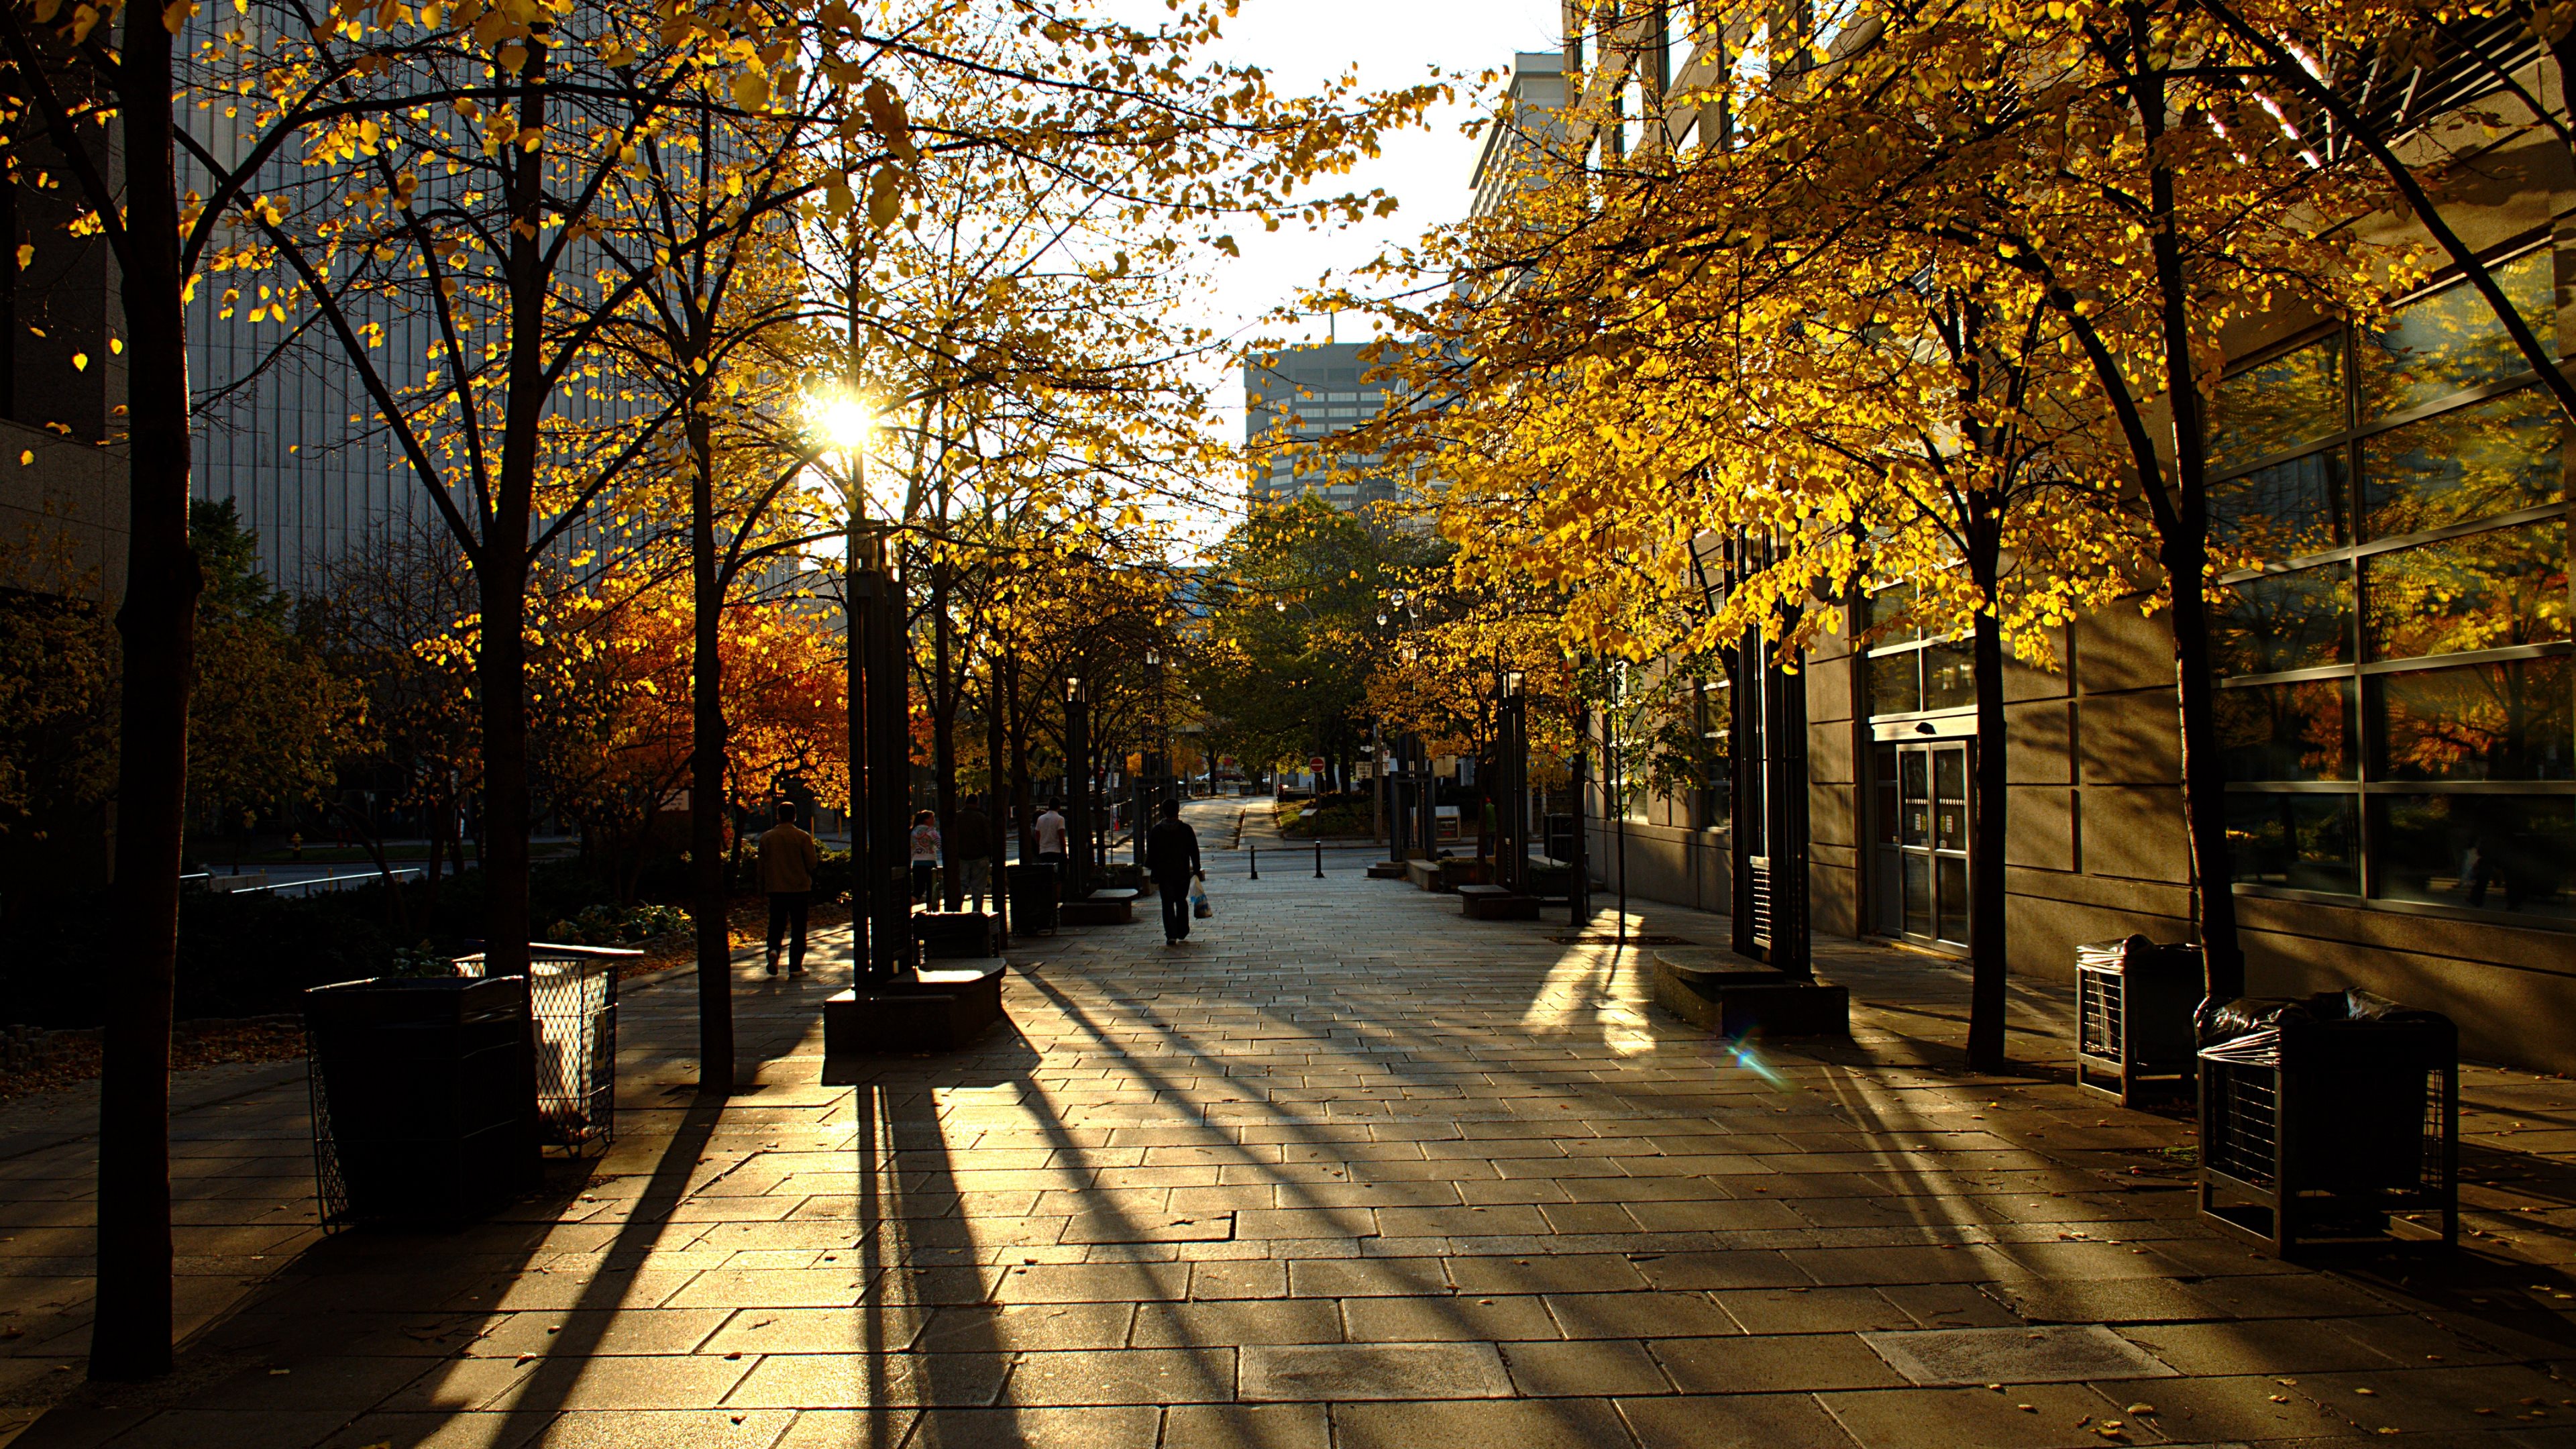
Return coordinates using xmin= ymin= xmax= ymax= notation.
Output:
xmin=1143 ymin=800 xmax=1204 ymax=947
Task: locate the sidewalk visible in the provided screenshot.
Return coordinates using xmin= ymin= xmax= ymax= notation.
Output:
xmin=3 ymin=861 xmax=2573 ymax=1448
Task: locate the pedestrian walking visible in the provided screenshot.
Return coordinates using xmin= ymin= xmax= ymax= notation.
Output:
xmin=1144 ymin=800 xmax=1203 ymax=947
xmin=908 ymin=810 xmax=942 ymax=904
xmin=951 ymin=798 xmax=995 ymax=913
xmin=757 ymin=801 xmax=821 ymax=977
xmin=1032 ymin=801 xmax=1068 ymax=865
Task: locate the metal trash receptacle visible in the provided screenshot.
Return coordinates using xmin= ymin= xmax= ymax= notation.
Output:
xmin=303 ymin=975 xmax=539 ymax=1227
xmin=2073 ymin=935 xmax=2202 ymax=1106
xmin=2198 ymin=989 xmax=2458 ymax=1258
xmin=455 ymin=943 xmax=629 ymax=1154
xmin=1007 ymin=861 xmax=1059 ymax=934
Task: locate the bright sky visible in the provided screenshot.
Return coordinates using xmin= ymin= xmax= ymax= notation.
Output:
xmin=1150 ymin=0 xmax=1564 ymax=545
xmin=1197 ymin=0 xmax=1564 ymax=350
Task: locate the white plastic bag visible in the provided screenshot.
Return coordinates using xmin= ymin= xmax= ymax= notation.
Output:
xmin=1189 ymin=876 xmax=1212 ymax=919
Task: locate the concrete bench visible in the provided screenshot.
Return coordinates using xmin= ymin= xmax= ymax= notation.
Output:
xmin=912 ymin=911 xmax=996 ymax=959
xmin=1650 ymin=949 xmax=1849 ymax=1038
xmin=1059 ymin=889 xmax=1138 ymax=926
xmin=1365 ymin=860 xmax=1409 ymax=880
xmin=1456 ymin=883 xmax=1540 ymax=921
xmin=821 ymin=961 xmax=1007 ymax=1077
xmin=1406 ymin=858 xmax=1485 ymax=894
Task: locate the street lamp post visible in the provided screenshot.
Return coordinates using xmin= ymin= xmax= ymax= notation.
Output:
xmin=814 ymin=390 xmax=911 ymax=982
xmin=1497 ymin=669 xmax=1528 ymax=898
xmin=1064 ymin=675 xmax=1091 ymax=900
xmin=1570 ymin=657 xmax=1591 ymax=930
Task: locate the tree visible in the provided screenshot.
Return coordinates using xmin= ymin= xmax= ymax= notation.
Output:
xmin=589 ymin=58 xmax=829 ymax=1091
xmin=1375 ymin=0 xmax=2404 ymax=1008
xmin=1195 ymin=495 xmax=1443 ymax=786
xmin=0 ymin=547 xmax=117 ymax=914
xmin=182 ymin=501 xmax=359 ymax=865
xmin=307 ymin=521 xmax=484 ymax=929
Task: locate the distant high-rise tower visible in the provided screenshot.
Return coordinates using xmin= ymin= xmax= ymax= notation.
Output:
xmin=1470 ymin=52 xmax=1569 ymax=221
xmin=1242 ymin=341 xmax=1412 ymax=513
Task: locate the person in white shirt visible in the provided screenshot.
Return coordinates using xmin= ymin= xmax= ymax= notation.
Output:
xmin=908 ymin=810 xmax=941 ymax=904
xmin=1032 ymin=803 xmax=1068 ymax=864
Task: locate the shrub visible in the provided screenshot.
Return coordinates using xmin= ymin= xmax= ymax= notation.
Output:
xmin=543 ymin=902 xmax=690 ymax=946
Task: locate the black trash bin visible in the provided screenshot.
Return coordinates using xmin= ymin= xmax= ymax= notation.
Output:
xmin=2198 ymin=989 xmax=2458 ymax=1257
xmin=1542 ymin=814 xmax=1577 ymax=866
xmin=1007 ymin=860 xmax=1059 ymax=935
xmin=304 ymin=975 xmax=540 ymax=1227
xmin=2073 ymin=935 xmax=2202 ymax=1106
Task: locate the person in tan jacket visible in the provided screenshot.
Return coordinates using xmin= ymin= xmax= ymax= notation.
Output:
xmin=757 ymin=801 xmax=822 ymax=976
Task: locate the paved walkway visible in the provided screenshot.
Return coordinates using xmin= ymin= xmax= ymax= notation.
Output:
xmin=5 ymin=800 xmax=2576 ymax=1448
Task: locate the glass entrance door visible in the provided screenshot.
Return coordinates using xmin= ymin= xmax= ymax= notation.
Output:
xmin=1872 ymin=741 xmax=1972 ymax=949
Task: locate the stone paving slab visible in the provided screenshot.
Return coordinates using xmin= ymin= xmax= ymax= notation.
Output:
xmin=3 ymin=797 xmax=2576 ymax=1446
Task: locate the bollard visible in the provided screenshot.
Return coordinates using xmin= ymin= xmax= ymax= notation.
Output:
xmin=1314 ymin=838 xmax=1324 ymax=879
xmin=1249 ymin=846 xmax=1259 ymax=881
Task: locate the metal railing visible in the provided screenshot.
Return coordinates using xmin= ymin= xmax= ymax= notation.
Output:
xmin=198 ymin=867 xmax=423 ymax=897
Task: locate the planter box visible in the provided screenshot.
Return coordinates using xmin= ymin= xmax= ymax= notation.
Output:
xmin=914 ymin=912 xmax=996 ymax=959
xmin=822 ymin=963 xmax=1008 ymax=1077
xmin=1060 ymin=889 xmax=1138 ymax=926
xmin=1458 ymin=885 xmax=1539 ymax=920
xmin=1650 ymin=951 xmax=1849 ymax=1039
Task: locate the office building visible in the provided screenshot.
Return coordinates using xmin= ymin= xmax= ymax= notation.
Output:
xmin=1242 ymin=341 xmax=1415 ymax=513
xmin=1525 ymin=13 xmax=2576 ymax=1072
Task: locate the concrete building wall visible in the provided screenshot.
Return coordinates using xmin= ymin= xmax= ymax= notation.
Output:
xmin=1592 ymin=578 xmax=2576 ymax=1073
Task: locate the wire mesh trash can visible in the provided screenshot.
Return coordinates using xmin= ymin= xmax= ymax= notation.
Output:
xmin=2074 ymin=936 xmax=2202 ymax=1106
xmin=304 ymin=975 xmax=539 ymax=1228
xmin=455 ymin=944 xmax=627 ymax=1154
xmin=2198 ymin=990 xmax=2458 ymax=1258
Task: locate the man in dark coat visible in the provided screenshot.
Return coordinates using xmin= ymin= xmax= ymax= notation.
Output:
xmin=1142 ymin=800 xmax=1203 ymax=946
xmin=757 ymin=801 xmax=821 ymax=976
xmin=949 ymin=798 xmax=994 ymax=912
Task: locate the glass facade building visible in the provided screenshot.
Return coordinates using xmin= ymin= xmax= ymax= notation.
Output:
xmin=2207 ymin=247 xmax=2573 ymax=922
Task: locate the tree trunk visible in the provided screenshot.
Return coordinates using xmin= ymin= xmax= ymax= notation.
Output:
xmin=931 ymin=560 xmax=960 ymax=910
xmin=1008 ymin=657 xmax=1034 ymax=864
xmin=1966 ymin=564 xmax=2009 ymax=1073
xmin=422 ymin=810 xmax=445 ymax=926
xmin=984 ymin=669 xmax=1009 ymax=942
xmin=2137 ymin=63 xmax=2245 ymax=1001
xmin=2166 ymin=541 xmax=2244 ymax=998
xmin=89 ymin=1 xmax=197 ymax=1382
xmin=478 ymin=43 xmax=551 ymax=982
xmin=687 ymin=403 xmax=733 ymax=1093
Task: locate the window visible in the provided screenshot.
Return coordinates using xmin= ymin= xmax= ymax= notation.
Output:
xmin=2208 ymin=244 xmax=2576 ymax=921
xmin=1696 ymin=674 xmax=1731 ymax=832
xmin=1860 ymin=581 xmax=1974 ymax=719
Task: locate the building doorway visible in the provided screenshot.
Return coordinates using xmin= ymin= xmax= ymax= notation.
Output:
xmin=1872 ymin=739 xmax=1970 ymax=950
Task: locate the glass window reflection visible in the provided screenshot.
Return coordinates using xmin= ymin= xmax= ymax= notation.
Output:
xmin=2373 ymin=657 xmax=2574 ymax=782
xmin=2361 ymin=386 xmax=2569 ymax=541
xmin=1868 ymin=651 xmax=1921 ymax=718
xmin=2213 ymin=334 xmax=2345 ymax=472
xmin=2212 ymin=564 xmax=2355 ymax=676
xmin=1864 ymin=583 xmax=1919 ymax=646
xmin=2363 ymin=520 xmax=2571 ymax=662
xmin=2226 ymin=792 xmax=2359 ymax=895
xmin=2213 ymin=449 xmax=2349 ymax=560
xmin=2361 ymin=249 xmax=2555 ymax=421
xmin=2373 ymin=793 xmax=2575 ymax=919
xmin=1924 ymin=641 xmax=1976 ymax=711
xmin=2216 ymin=679 xmax=2357 ymax=781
